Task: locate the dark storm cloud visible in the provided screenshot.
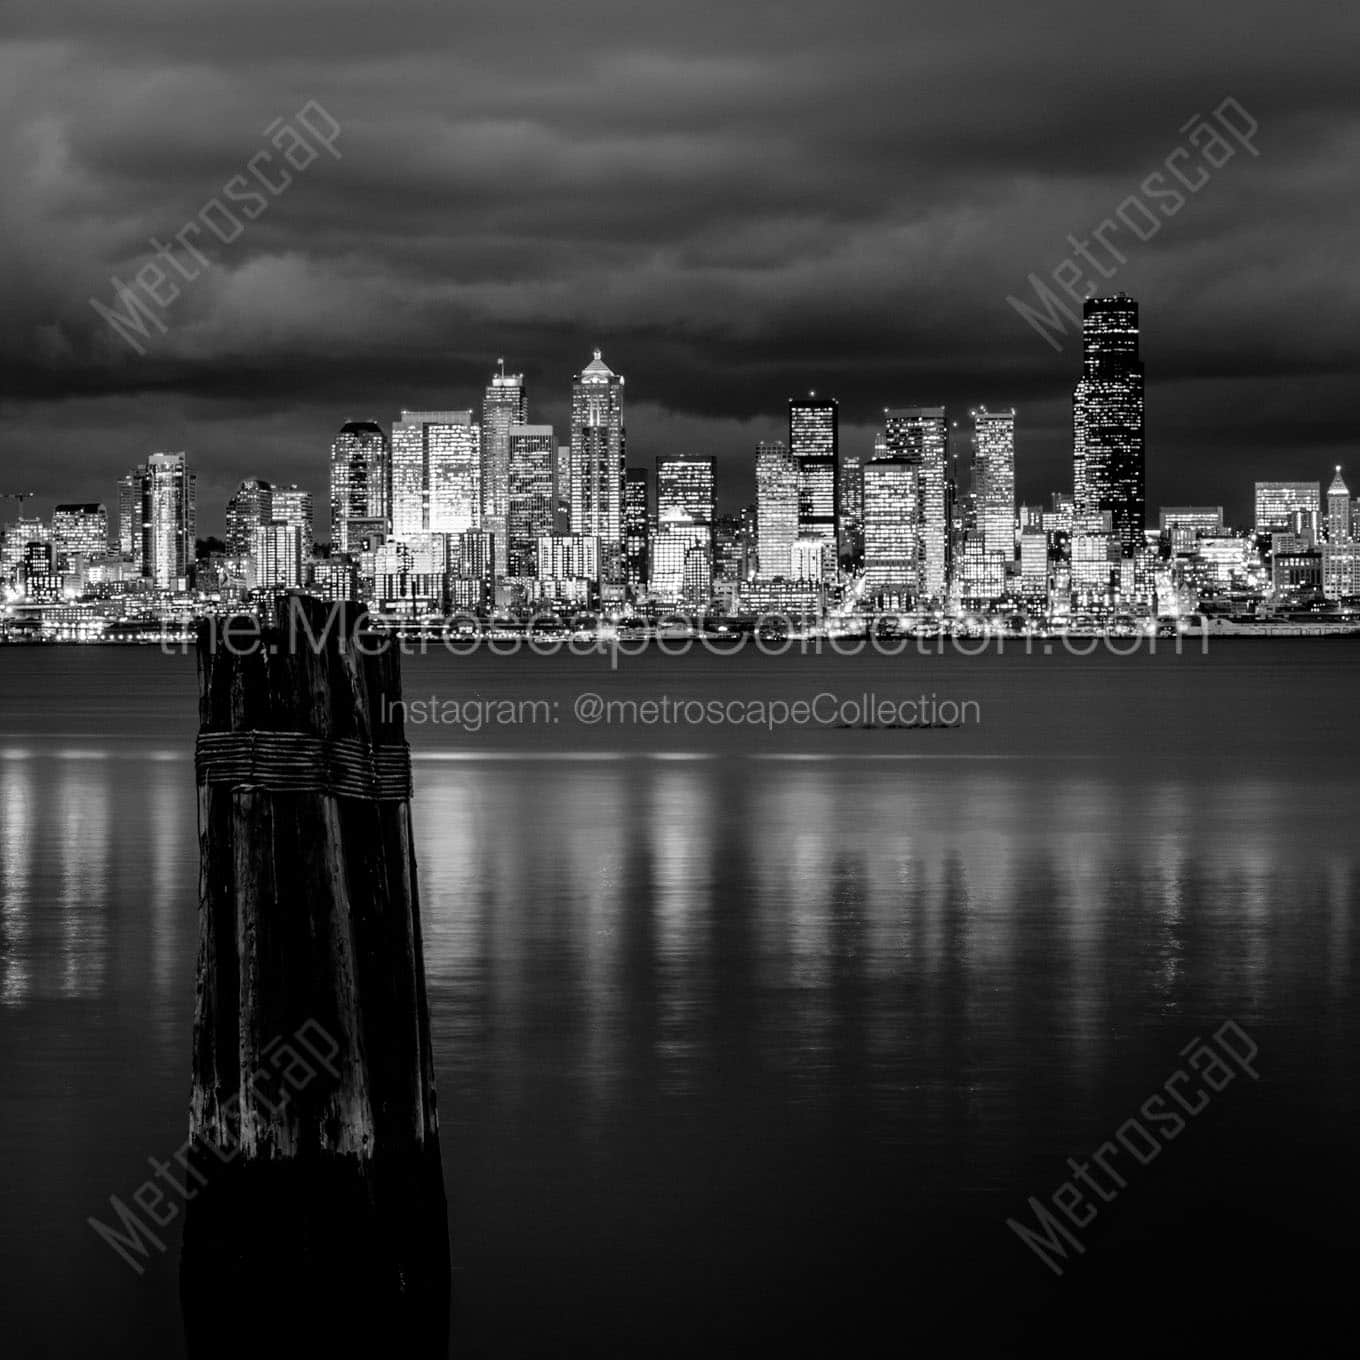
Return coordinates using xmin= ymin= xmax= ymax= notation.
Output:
xmin=1 ymin=0 xmax=1358 ymax=528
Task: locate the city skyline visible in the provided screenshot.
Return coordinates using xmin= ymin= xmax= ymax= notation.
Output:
xmin=4 ymin=2 xmax=1360 ymax=531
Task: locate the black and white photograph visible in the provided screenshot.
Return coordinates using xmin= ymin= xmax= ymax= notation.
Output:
xmin=1 ymin=2 xmax=1357 ymax=1355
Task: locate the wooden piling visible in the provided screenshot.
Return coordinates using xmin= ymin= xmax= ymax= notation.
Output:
xmin=181 ymin=594 xmax=448 ymax=1354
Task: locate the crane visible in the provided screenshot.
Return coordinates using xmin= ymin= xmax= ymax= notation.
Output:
xmin=1 ymin=492 xmax=36 ymax=511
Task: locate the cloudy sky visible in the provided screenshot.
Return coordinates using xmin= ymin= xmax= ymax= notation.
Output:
xmin=2 ymin=0 xmax=1357 ymax=532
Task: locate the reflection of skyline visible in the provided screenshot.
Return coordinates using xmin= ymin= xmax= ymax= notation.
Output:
xmin=2 ymin=742 xmax=1359 ymax=1359
xmin=1 ymin=747 xmax=1355 ymax=1133
xmin=0 ymin=750 xmax=195 ymax=1010
xmin=402 ymin=756 xmax=1358 ymax=1153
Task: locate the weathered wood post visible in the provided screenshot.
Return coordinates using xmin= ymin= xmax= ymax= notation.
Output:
xmin=181 ymin=594 xmax=448 ymax=1355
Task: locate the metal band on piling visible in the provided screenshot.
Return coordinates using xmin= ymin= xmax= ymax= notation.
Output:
xmin=195 ymin=731 xmax=413 ymax=801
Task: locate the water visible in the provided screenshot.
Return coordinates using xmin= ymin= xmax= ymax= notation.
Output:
xmin=1 ymin=642 xmax=1357 ymax=1356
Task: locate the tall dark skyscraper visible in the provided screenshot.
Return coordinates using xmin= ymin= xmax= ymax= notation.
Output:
xmin=623 ymin=466 xmax=650 ymax=592
xmin=790 ymin=396 xmax=838 ymax=547
xmin=506 ymin=424 xmax=557 ymax=577
xmin=482 ymin=363 xmax=528 ymax=579
xmin=1074 ymin=293 xmax=1145 ymax=553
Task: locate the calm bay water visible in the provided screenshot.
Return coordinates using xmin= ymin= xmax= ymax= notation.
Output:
xmin=1 ymin=642 xmax=1358 ymax=1355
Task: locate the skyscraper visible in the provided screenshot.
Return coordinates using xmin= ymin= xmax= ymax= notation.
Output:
xmin=1327 ymin=467 xmax=1351 ymax=542
xmin=755 ymin=441 xmax=798 ymax=579
xmin=481 ymin=363 xmax=528 ymax=579
xmin=506 ymin=425 xmax=557 ymax=577
xmin=1254 ymin=481 xmax=1321 ymax=536
xmin=270 ymin=485 xmax=315 ymax=562
xmin=838 ymin=454 xmax=863 ymax=559
xmin=862 ymin=458 xmax=919 ymax=597
xmin=252 ymin=521 xmax=302 ymax=591
xmin=1073 ymin=293 xmax=1145 ymax=554
xmin=570 ymin=349 xmax=625 ymax=572
xmin=136 ymin=452 xmax=196 ymax=588
xmin=226 ymin=479 xmax=273 ymax=558
xmin=329 ymin=420 xmax=388 ymax=554
xmin=623 ymin=466 xmax=650 ymax=593
xmin=790 ymin=396 xmax=838 ymax=547
xmin=654 ymin=456 xmax=716 ymax=605
xmin=50 ymin=503 xmax=108 ymax=566
xmin=390 ymin=410 xmax=480 ymax=539
xmin=117 ymin=469 xmax=144 ymax=565
xmin=971 ymin=408 xmax=1016 ymax=561
xmin=883 ymin=407 xmax=949 ymax=600
xmin=656 ymin=456 xmax=716 ymax=528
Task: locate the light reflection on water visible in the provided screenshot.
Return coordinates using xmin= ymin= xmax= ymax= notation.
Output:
xmin=1 ymin=646 xmax=1359 ymax=1355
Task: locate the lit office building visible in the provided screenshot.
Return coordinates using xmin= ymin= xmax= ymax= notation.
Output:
xmin=2 ymin=518 xmax=49 ymax=587
xmin=391 ymin=410 xmax=480 ymax=538
xmin=569 ymin=350 xmax=625 ymax=569
xmin=117 ymin=471 xmax=144 ymax=564
xmin=20 ymin=541 xmax=62 ymax=602
xmin=651 ymin=517 xmax=712 ymax=604
xmin=506 ymin=425 xmax=557 ymax=577
xmin=1273 ymin=547 xmax=1323 ymax=598
xmin=329 ymin=421 xmax=388 ymax=555
xmin=556 ymin=444 xmax=572 ymax=530
xmin=862 ymin=457 xmax=918 ymax=597
xmin=270 ymin=485 xmax=314 ymax=562
xmin=251 ymin=521 xmax=302 ymax=591
xmin=654 ymin=456 xmax=716 ymax=602
xmin=790 ymin=397 xmax=838 ymax=548
xmin=313 ymin=558 xmax=359 ymax=603
xmin=756 ymin=441 xmax=798 ymax=579
xmin=791 ymin=535 xmax=831 ymax=583
xmin=225 ymin=480 xmax=273 ymax=558
xmin=1073 ymin=294 xmax=1145 ymax=553
xmin=1159 ymin=506 xmax=1224 ymax=553
xmin=1043 ymin=492 xmax=1075 ymax=536
xmin=971 ymin=407 xmax=1016 ymax=562
xmin=537 ymin=534 xmax=601 ymax=583
xmin=883 ymin=407 xmax=949 ymax=599
xmin=1323 ymin=541 xmax=1360 ymax=599
xmin=839 ymin=454 xmax=863 ymax=559
xmin=714 ymin=511 xmax=754 ymax=586
xmin=623 ymin=467 xmax=650 ymax=592
xmin=1255 ymin=481 xmax=1321 ymax=535
xmin=957 ymin=540 xmax=1007 ymax=603
xmin=141 ymin=452 xmax=197 ymax=589
xmin=1019 ymin=528 xmax=1049 ymax=602
xmin=455 ymin=529 xmax=495 ymax=592
xmin=1327 ymin=468 xmax=1351 ymax=542
xmin=373 ymin=534 xmax=452 ymax=614
xmin=1071 ymin=513 xmax=1118 ymax=595
xmin=51 ymin=503 xmax=108 ymax=567
xmin=481 ymin=364 xmax=528 ymax=579
xmin=656 ymin=456 xmax=716 ymax=528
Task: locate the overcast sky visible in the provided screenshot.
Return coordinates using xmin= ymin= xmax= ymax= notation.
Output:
xmin=2 ymin=0 xmax=1358 ymax=532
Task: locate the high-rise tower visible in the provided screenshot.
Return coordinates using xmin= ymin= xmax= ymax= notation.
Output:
xmin=755 ymin=441 xmax=798 ymax=579
xmin=971 ymin=408 xmax=1016 ymax=561
xmin=1327 ymin=467 xmax=1351 ymax=543
xmin=569 ymin=349 xmax=626 ymax=575
xmin=390 ymin=410 xmax=480 ymax=539
xmin=329 ymin=420 xmax=388 ymax=554
xmin=1073 ymin=293 xmax=1145 ymax=553
xmin=883 ymin=407 xmax=950 ymax=600
xmin=789 ymin=396 xmax=838 ymax=549
xmin=482 ymin=362 xmax=528 ymax=579
xmin=141 ymin=452 xmax=197 ymax=588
